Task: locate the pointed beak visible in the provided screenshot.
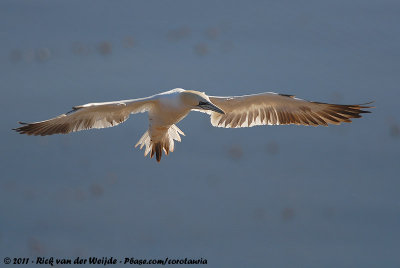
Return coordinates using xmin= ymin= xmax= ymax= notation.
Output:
xmin=198 ymin=102 xmax=225 ymax=114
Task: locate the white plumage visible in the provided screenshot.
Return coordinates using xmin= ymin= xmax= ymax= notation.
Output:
xmin=14 ymin=88 xmax=372 ymax=162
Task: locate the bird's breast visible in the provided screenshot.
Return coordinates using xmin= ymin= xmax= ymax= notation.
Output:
xmin=150 ymin=99 xmax=190 ymax=126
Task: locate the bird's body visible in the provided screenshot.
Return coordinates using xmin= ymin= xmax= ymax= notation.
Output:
xmin=151 ymin=89 xmax=191 ymax=125
xmin=14 ymin=88 xmax=373 ymax=162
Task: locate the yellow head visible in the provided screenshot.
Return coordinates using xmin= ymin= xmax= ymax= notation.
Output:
xmin=180 ymin=90 xmax=224 ymax=114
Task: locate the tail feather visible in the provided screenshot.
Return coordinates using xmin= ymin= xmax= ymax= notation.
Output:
xmin=135 ymin=124 xmax=185 ymax=162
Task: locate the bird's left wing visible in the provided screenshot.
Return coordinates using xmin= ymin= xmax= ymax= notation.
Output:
xmin=14 ymin=98 xmax=153 ymax=136
xmin=206 ymin=92 xmax=372 ymax=128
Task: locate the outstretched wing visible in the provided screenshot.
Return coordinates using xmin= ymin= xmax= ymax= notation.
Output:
xmin=14 ymin=98 xmax=153 ymax=136
xmin=206 ymin=92 xmax=373 ymax=128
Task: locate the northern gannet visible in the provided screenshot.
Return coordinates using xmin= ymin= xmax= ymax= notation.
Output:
xmin=14 ymin=88 xmax=372 ymax=162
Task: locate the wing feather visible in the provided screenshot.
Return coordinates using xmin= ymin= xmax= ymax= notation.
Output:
xmin=207 ymin=92 xmax=372 ymax=128
xmin=14 ymin=98 xmax=153 ymax=136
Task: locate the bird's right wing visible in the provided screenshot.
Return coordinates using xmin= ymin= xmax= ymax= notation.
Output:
xmin=207 ymin=92 xmax=373 ymax=128
xmin=14 ymin=97 xmax=154 ymax=136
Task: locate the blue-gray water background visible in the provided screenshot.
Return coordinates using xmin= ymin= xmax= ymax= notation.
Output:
xmin=1 ymin=0 xmax=399 ymax=267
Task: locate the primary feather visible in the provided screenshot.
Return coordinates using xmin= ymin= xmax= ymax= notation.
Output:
xmin=14 ymin=88 xmax=373 ymax=162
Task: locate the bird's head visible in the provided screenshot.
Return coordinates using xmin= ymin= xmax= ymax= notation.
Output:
xmin=180 ymin=90 xmax=225 ymax=114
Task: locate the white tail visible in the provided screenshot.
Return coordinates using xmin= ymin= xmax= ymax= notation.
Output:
xmin=135 ymin=124 xmax=185 ymax=162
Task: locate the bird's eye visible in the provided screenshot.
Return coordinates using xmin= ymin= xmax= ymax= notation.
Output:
xmin=198 ymin=101 xmax=208 ymax=106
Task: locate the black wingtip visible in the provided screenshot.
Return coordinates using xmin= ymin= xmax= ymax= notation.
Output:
xmin=14 ymin=122 xmax=28 ymax=133
xmin=13 ymin=126 xmax=24 ymax=133
xmin=362 ymin=101 xmax=375 ymax=105
xmin=359 ymin=101 xmax=375 ymax=108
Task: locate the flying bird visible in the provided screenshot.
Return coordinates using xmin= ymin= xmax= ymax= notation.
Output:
xmin=14 ymin=88 xmax=372 ymax=162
